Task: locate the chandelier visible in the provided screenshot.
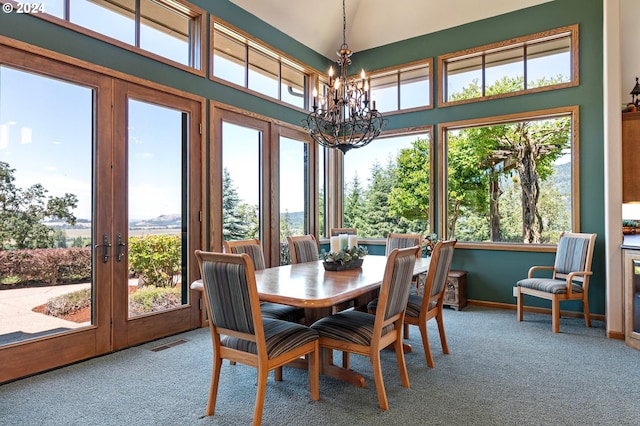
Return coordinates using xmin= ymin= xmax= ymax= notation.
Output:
xmin=303 ymin=0 xmax=386 ymax=154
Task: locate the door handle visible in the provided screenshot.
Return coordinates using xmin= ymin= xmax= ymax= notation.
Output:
xmin=95 ymin=234 xmax=111 ymax=263
xmin=116 ymin=233 xmax=127 ymax=262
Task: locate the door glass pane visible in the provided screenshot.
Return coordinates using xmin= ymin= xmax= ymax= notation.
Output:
xmin=222 ymin=122 xmax=261 ymax=242
xmin=0 ymin=66 xmax=94 ymax=345
xmin=127 ymin=99 xmax=185 ymax=317
xmin=279 ymin=136 xmax=308 ymax=264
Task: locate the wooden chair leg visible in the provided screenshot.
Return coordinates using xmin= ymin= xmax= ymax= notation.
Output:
xmin=253 ymin=368 xmax=269 ymax=426
xmin=419 ymin=320 xmax=435 ymax=368
xmin=516 ymin=288 xmax=524 ymax=322
xmin=274 ymin=366 xmax=283 ymax=381
xmin=552 ymin=297 xmax=560 ymax=333
xmin=583 ymin=297 xmax=592 ymax=328
xmin=394 ymin=334 xmax=410 ymax=388
xmin=435 ymin=311 xmax=449 ymax=355
xmin=370 ymin=352 xmax=389 ymax=410
xmin=206 ymin=356 xmax=223 ymax=416
xmin=308 ymin=344 xmax=320 ymax=401
xmin=403 ymin=322 xmax=410 ymax=339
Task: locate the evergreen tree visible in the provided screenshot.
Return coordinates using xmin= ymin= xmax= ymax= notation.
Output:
xmin=222 ymin=168 xmax=248 ymax=240
xmin=343 ymin=173 xmax=366 ymax=230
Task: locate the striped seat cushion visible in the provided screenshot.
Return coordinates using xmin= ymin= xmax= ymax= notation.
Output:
xmin=367 ymin=293 xmax=436 ymax=319
xmin=293 ymin=239 xmax=319 ymax=263
xmin=516 ymin=278 xmax=583 ymax=294
xmin=310 ymin=310 xmax=394 ymax=346
xmin=260 ymin=302 xmax=305 ymax=322
xmin=221 ymin=318 xmax=318 ymax=359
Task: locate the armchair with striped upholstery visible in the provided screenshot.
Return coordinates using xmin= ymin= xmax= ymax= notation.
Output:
xmin=516 ymin=232 xmax=597 ymax=333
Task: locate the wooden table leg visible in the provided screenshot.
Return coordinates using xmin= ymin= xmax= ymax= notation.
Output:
xmin=319 ymin=348 xmax=365 ymax=388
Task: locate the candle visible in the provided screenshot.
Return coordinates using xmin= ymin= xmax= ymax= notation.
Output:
xmin=330 ymin=236 xmax=340 ymax=254
xmin=348 ymin=235 xmax=358 ymax=248
xmin=312 ymin=87 xmax=317 ymax=109
xmin=339 ymin=234 xmax=348 ymax=250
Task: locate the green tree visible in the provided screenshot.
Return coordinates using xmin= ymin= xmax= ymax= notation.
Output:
xmin=222 ymin=168 xmax=249 ymax=240
xmin=388 ymin=138 xmax=431 ymax=223
xmin=0 ymin=161 xmax=77 ymax=250
xmin=343 ymin=173 xmax=366 ymax=230
xmin=361 ymin=159 xmax=397 ymax=238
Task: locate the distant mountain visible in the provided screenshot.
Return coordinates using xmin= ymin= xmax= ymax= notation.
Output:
xmin=132 ymin=213 xmax=181 ymax=228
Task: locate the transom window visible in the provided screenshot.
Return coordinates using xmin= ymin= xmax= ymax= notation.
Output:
xmin=439 ymin=25 xmax=578 ymax=107
xmin=369 ymin=60 xmax=432 ymax=113
xmin=212 ymin=21 xmax=308 ymax=109
xmin=8 ymin=0 xmax=204 ymax=71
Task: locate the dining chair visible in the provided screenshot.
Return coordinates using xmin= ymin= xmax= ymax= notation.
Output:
xmin=329 ymin=227 xmax=357 ymax=236
xmin=195 ymin=250 xmax=319 ymax=426
xmin=287 ymin=234 xmax=320 ymax=264
xmin=370 ymin=239 xmax=457 ymax=368
xmin=224 ymin=239 xmax=304 ymax=323
xmin=311 ymin=246 xmax=419 ymax=410
xmin=386 ymin=233 xmax=423 ymax=338
xmin=515 ymin=232 xmax=597 ymax=333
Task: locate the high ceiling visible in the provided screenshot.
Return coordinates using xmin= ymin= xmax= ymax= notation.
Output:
xmin=229 ymin=0 xmax=553 ymax=58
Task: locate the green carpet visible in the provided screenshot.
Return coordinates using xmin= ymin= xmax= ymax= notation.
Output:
xmin=1 ymin=306 xmax=639 ymax=425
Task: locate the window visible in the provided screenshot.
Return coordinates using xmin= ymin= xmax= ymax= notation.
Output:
xmin=439 ymin=25 xmax=577 ymax=106
xmin=8 ymin=0 xmax=205 ymax=71
xmin=440 ymin=107 xmax=578 ymax=247
xmin=212 ymin=21 xmax=307 ymax=109
xmin=342 ymin=130 xmax=432 ymax=239
xmin=360 ymin=60 xmax=432 ymax=113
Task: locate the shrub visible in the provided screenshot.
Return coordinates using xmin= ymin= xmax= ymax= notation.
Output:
xmin=128 ymin=286 xmax=181 ymax=315
xmin=0 ymin=247 xmax=91 ymax=285
xmin=128 ymin=235 xmax=182 ymax=288
xmin=44 ymin=287 xmax=91 ymax=317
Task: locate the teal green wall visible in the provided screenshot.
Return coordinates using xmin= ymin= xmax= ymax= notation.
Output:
xmin=0 ymin=0 xmax=605 ymax=314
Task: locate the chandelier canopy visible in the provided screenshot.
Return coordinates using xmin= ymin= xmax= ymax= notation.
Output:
xmin=303 ymin=0 xmax=386 ymax=154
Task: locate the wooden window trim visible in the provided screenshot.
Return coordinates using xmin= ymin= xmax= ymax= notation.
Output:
xmin=438 ymin=24 xmax=579 ymax=108
xmin=211 ymin=17 xmax=312 ymax=112
xmin=0 ymin=0 xmax=207 ymax=77
xmin=437 ymin=106 xmax=580 ymax=251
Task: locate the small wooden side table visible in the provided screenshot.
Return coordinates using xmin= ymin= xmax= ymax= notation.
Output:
xmin=444 ymin=270 xmax=467 ymax=310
